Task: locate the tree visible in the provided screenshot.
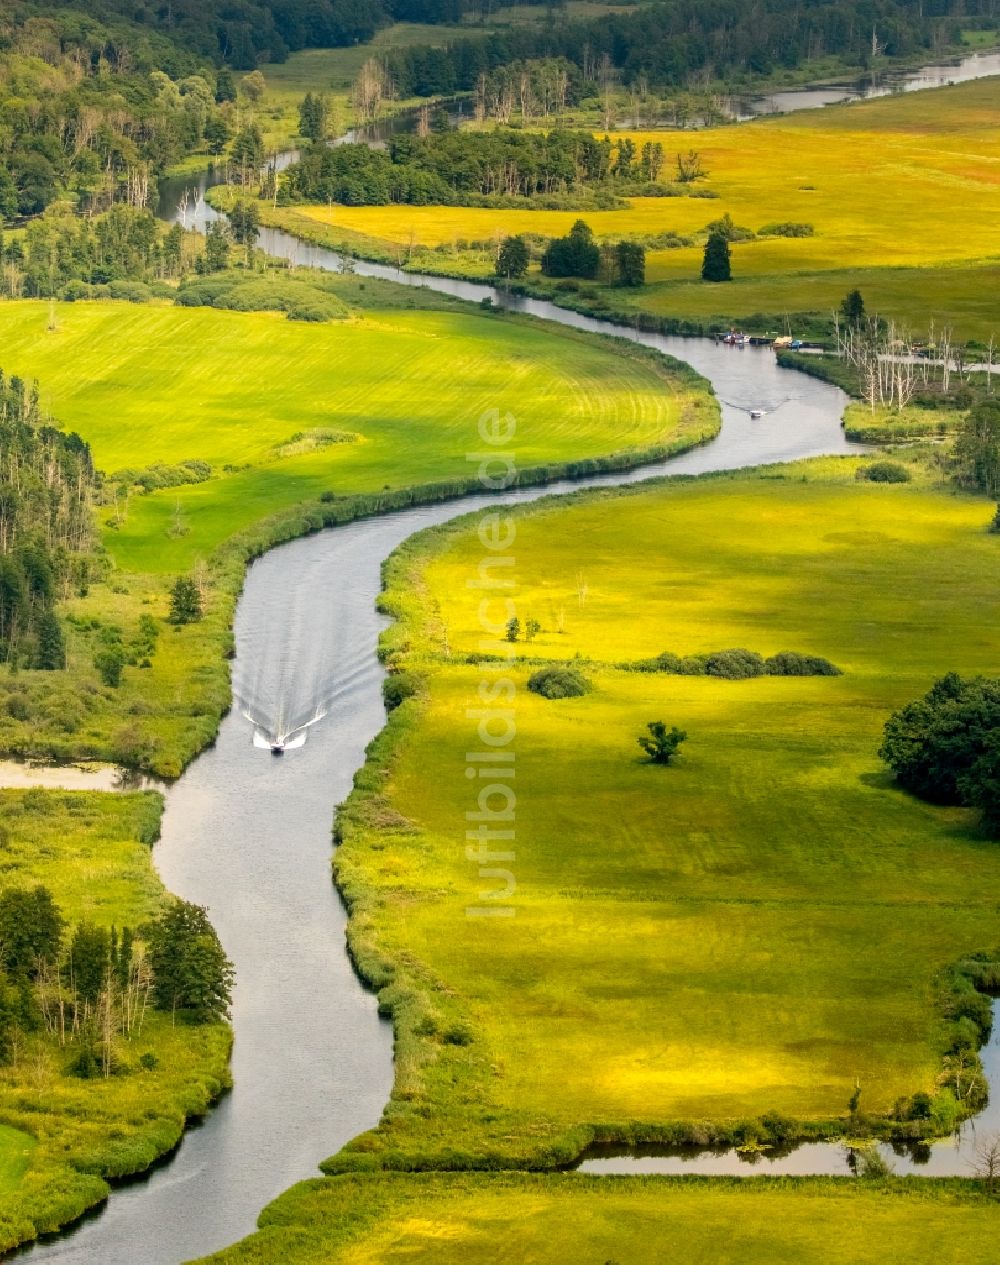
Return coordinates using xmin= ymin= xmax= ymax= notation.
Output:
xmin=541 ymin=219 xmax=599 ymax=279
xmin=496 ymin=235 xmax=530 ymax=280
xmin=240 ymin=70 xmax=266 ymax=104
xmin=69 ymin=921 xmax=110 ymax=1007
xmin=954 ymin=400 xmax=1000 ymax=498
xmin=169 ymin=576 xmax=203 ymax=625
xmin=615 ymin=241 xmax=645 ymax=287
xmin=505 ymin=616 xmax=520 ymax=642
xmin=0 ymin=885 xmax=63 ymax=978
xmin=215 ymin=67 xmax=237 ymax=103
xmin=880 ymin=673 xmax=1000 ymax=833
xmin=701 ymin=231 xmax=731 ymax=282
xmin=94 ymin=643 xmax=126 ymax=688
xmin=229 ymin=200 xmax=260 ymax=254
xmin=147 ymin=901 xmax=234 ymax=1023
xmin=204 ymin=221 xmax=231 ymax=272
xmin=971 ymin=1133 xmax=1000 ymax=1192
xmin=676 ymin=149 xmax=706 ymax=182
xmin=35 ymin=610 xmax=65 ymax=670
xmin=299 ymin=92 xmax=329 ymax=143
xmin=204 ymin=114 xmax=231 ymax=156
xmin=841 ymin=288 xmax=866 ymax=328
xmin=638 ymin=721 xmax=687 ymax=764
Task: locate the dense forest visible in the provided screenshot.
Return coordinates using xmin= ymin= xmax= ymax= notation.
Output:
xmin=283 ymin=127 xmax=672 ymax=204
xmin=382 ymin=0 xmax=992 ymax=96
xmin=0 ymin=370 xmax=94 ymax=670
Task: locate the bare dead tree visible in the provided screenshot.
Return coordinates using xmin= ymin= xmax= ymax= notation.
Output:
xmin=971 ymin=1134 xmax=1000 ymax=1193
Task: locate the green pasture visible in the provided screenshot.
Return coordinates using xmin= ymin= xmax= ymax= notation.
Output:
xmin=198 ymin=1173 xmax=1000 ymax=1264
xmin=328 ymin=459 xmax=1000 ymax=1170
xmin=0 ymin=300 xmax=711 ymax=573
xmin=296 ymin=79 xmax=1000 ymax=342
xmin=0 ymin=791 xmax=231 ymax=1253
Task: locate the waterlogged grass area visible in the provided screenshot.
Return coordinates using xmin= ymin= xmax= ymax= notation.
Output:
xmin=294 ymin=79 xmax=1000 ymax=340
xmin=0 ymin=791 xmax=231 ymax=1253
xmin=325 ymin=458 xmax=1000 ymax=1172
xmin=198 ymin=1173 xmax=1000 ymax=1264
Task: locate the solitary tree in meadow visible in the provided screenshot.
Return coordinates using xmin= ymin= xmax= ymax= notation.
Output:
xmin=701 ymin=231 xmax=731 ymax=282
xmin=638 ymin=721 xmax=687 ymax=764
xmin=169 ymin=577 xmax=203 ymax=625
xmin=496 ymin=235 xmax=530 ymax=281
xmin=841 ymin=288 xmax=866 ymax=328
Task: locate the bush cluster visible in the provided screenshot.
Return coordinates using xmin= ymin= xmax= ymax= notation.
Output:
xmin=176 ymin=274 xmax=349 ymax=322
xmin=624 ymin=648 xmax=841 ymax=678
xmin=527 ymin=666 xmax=591 ymax=698
xmin=856 ymin=461 xmax=912 ymax=484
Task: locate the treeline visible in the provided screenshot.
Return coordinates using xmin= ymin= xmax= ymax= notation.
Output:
xmin=381 ymin=0 xmax=980 ymax=96
xmin=0 ymin=24 xmax=242 ymax=218
xmin=0 ymin=371 xmax=94 ymax=670
xmin=283 ymin=127 xmax=669 ymax=205
xmin=0 ymin=883 xmax=233 ymax=1076
xmin=0 ymin=207 xmax=188 ymax=296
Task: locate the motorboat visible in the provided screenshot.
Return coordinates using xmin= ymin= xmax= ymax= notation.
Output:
xmin=750 ymin=408 xmax=766 ymax=419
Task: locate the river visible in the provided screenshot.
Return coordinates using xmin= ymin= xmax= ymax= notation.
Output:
xmin=16 ymin=47 xmax=1000 ymax=1264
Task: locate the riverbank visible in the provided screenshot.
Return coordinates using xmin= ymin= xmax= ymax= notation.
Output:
xmin=0 ymin=791 xmax=232 ymax=1255
xmin=198 ymin=1172 xmax=1000 ymax=1264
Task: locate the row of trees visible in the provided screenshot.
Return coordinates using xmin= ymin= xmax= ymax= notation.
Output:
xmin=495 ymin=222 xmax=644 ymax=287
xmin=0 ymin=207 xmax=190 ymax=299
xmin=0 ymin=884 xmax=233 ymax=1075
xmin=284 ymin=127 xmax=672 ymax=207
xmin=380 ymin=0 xmax=974 ymax=99
xmin=0 ymin=370 xmax=94 ymax=669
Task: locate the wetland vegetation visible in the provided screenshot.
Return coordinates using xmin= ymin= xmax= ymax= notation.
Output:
xmin=2 ymin=1 xmax=1000 ymax=1259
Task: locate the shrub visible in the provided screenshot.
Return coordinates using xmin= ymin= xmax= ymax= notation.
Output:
xmin=107 ymin=280 xmax=152 ymax=303
xmin=527 ymin=666 xmax=591 ymax=699
xmin=705 ymin=648 xmax=765 ymax=679
xmin=383 ymin=672 xmax=418 ymax=712
xmin=857 ymin=461 xmax=911 ymax=484
xmin=757 ymin=221 xmax=815 ymax=237
xmin=765 ymin=651 xmax=842 ymax=676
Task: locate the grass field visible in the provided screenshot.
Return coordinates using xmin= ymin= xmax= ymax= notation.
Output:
xmin=325 ymin=456 xmax=1000 ymax=1172
xmin=0 ymin=298 xmax=712 ymax=573
xmin=0 ymin=791 xmax=231 ymax=1253
xmin=293 ymin=78 xmax=1000 ymax=341
xmin=0 ymin=285 xmax=714 ymax=777
xmin=199 ymin=1172 xmax=1000 ymax=1264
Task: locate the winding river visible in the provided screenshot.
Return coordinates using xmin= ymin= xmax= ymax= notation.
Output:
xmin=17 ymin=50 xmax=1000 ymax=1263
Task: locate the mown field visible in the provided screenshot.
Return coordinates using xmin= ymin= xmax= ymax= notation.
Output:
xmin=325 ymin=457 xmax=1000 ymax=1172
xmin=199 ymin=1173 xmax=1000 ymax=1265
xmin=0 ymin=791 xmax=231 ymax=1254
xmin=0 ymin=297 xmax=712 ymax=573
xmin=295 ymin=78 xmax=1000 ymax=340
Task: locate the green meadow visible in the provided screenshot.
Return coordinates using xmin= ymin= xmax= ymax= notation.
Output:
xmin=293 ymin=79 xmax=1000 ymax=342
xmin=199 ymin=1173 xmax=1000 ymax=1265
xmin=0 ymin=791 xmax=231 ymax=1253
xmin=0 ymin=285 xmax=713 ymax=777
xmin=0 ymin=297 xmax=712 ymax=573
xmin=325 ymin=457 xmax=1000 ymax=1173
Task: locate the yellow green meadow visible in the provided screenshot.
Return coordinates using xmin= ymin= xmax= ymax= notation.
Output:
xmin=295 ymin=78 xmax=1000 ymax=339
xmin=326 ymin=457 xmax=1000 ymax=1173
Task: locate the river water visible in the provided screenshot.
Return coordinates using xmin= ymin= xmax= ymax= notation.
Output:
xmin=16 ymin=47 xmax=1000 ymax=1265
